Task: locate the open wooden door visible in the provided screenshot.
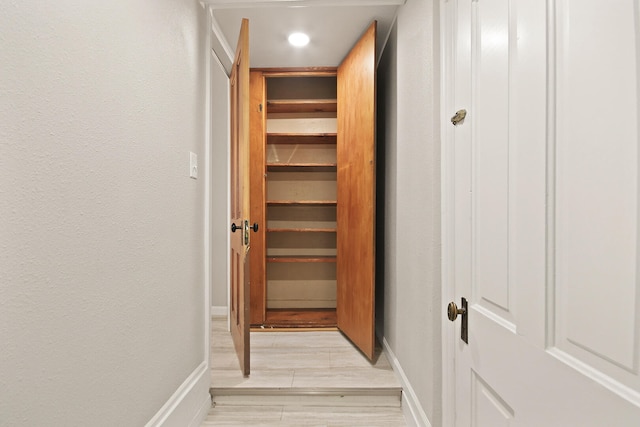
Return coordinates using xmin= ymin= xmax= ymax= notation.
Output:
xmin=229 ymin=18 xmax=250 ymax=376
xmin=336 ymin=22 xmax=377 ymax=360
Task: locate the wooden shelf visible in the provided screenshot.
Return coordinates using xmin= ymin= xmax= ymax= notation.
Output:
xmin=259 ymin=308 xmax=337 ymax=328
xmin=267 ymin=133 xmax=336 ymax=145
xmin=267 ymin=99 xmax=337 ymax=114
xmin=267 ymin=228 xmax=336 ymax=233
xmin=267 ymin=164 xmax=336 ymax=172
xmin=266 ymin=256 xmax=337 ymax=263
xmin=266 ymin=200 xmax=337 ymax=206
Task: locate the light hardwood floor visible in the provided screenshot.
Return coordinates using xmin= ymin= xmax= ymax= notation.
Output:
xmin=204 ymin=316 xmax=406 ymax=426
xmin=201 ymin=405 xmax=407 ymax=426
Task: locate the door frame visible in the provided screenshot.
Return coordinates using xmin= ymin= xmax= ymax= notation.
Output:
xmin=440 ymin=0 xmax=459 ymax=425
xmin=207 ymin=4 xmax=233 ymax=356
xmin=209 ymin=43 xmax=232 ymax=328
xmin=208 ymin=6 xmax=235 ymax=330
xmin=204 ymin=4 xmax=213 ymax=381
xmin=203 ymin=4 xmax=234 ymax=386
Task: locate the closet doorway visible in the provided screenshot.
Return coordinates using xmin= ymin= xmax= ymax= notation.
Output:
xmin=228 ymin=19 xmax=378 ymax=375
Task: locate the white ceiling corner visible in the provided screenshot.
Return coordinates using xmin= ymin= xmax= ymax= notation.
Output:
xmin=206 ymin=0 xmax=401 ymax=69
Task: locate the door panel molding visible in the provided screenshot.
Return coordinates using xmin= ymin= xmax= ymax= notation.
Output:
xmin=471 ymin=0 xmax=516 ymax=326
xmin=549 ymin=0 xmax=640 ymax=396
xmin=471 ymin=369 xmax=514 ymax=425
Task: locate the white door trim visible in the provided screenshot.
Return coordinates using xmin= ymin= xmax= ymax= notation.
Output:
xmin=204 ymin=4 xmax=213 ymax=368
xmin=440 ymin=0 xmax=457 ymax=425
xmin=209 ymin=7 xmax=234 ymax=75
xmin=207 ymin=4 xmax=232 ymax=332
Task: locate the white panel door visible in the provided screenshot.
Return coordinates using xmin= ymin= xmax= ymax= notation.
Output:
xmin=448 ymin=0 xmax=640 ymax=425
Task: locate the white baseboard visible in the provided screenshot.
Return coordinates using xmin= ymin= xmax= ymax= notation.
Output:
xmin=145 ymin=361 xmax=211 ymax=427
xmin=211 ymin=305 xmax=227 ymax=316
xmin=187 ymin=393 xmax=212 ymax=427
xmin=381 ymin=337 xmax=432 ymax=427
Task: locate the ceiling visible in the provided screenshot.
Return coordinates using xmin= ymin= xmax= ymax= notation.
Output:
xmin=207 ymin=0 xmax=403 ymax=72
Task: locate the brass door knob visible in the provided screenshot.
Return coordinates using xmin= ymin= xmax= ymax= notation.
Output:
xmin=447 ymin=298 xmax=468 ymax=343
xmin=447 ymin=301 xmax=466 ymax=321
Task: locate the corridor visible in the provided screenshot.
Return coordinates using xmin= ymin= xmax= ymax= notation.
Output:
xmin=203 ymin=316 xmax=406 ymax=425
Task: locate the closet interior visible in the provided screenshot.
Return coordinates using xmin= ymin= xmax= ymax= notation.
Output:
xmin=250 ymin=70 xmax=339 ymax=328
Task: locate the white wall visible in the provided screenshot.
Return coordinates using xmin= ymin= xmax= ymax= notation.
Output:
xmin=378 ymin=0 xmax=442 ymax=425
xmin=0 ymin=1 xmax=210 ymax=425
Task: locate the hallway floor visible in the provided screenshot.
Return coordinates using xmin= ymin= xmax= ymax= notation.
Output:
xmin=204 ymin=316 xmax=406 ymax=426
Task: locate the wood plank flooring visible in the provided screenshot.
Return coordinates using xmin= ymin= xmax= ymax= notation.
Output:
xmin=205 ymin=316 xmax=406 ymax=426
xmin=201 ymin=405 xmax=407 ymax=426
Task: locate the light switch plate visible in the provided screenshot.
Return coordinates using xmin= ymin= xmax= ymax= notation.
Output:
xmin=189 ymin=152 xmax=198 ymax=179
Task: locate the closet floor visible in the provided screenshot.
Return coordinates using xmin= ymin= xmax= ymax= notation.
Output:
xmin=207 ymin=315 xmax=406 ymax=426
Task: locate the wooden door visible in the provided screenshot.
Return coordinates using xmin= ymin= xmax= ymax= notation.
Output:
xmin=229 ymin=18 xmax=250 ymax=376
xmin=447 ymin=1 xmax=640 ymax=424
xmin=337 ymin=21 xmax=377 ymax=360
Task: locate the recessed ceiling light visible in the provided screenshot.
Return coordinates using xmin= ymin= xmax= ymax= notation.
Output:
xmin=288 ymin=32 xmax=310 ymax=47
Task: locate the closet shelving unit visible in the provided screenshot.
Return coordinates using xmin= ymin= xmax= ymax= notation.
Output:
xmin=251 ymin=70 xmax=339 ymax=328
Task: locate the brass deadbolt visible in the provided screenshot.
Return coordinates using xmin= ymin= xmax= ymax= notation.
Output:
xmin=451 ymin=109 xmax=467 ymax=126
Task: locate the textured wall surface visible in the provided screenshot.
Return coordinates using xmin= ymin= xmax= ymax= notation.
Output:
xmin=210 ymin=56 xmax=229 ymax=310
xmin=378 ymin=0 xmax=442 ymax=425
xmin=0 ymin=1 xmax=208 ymax=425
